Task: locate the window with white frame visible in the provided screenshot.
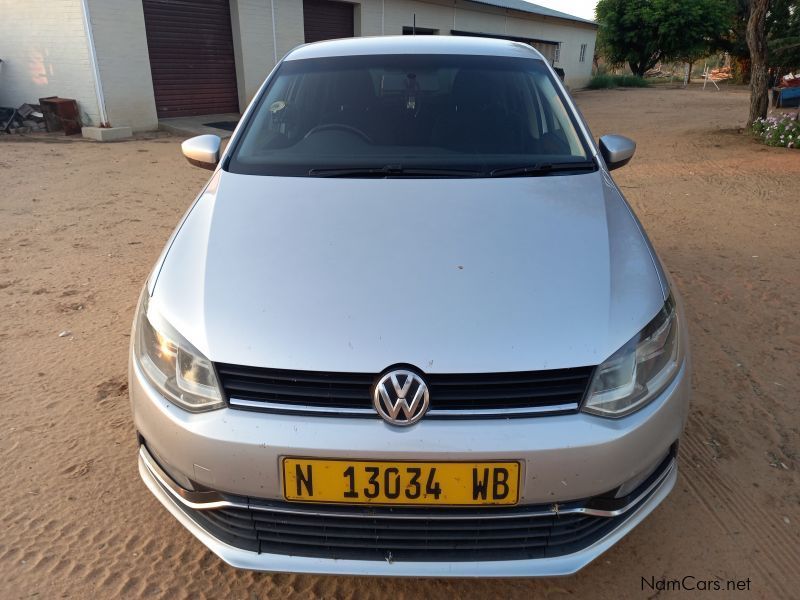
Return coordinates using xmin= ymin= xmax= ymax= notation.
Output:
xmin=579 ymin=43 xmax=587 ymax=62
xmin=554 ymin=43 xmax=561 ymax=63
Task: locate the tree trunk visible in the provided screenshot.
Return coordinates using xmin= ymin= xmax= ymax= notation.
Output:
xmin=628 ymin=57 xmax=661 ymax=77
xmin=746 ymin=0 xmax=770 ymax=127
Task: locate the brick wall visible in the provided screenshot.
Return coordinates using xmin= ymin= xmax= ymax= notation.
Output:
xmin=231 ymin=0 xmax=276 ymax=107
xmin=240 ymin=0 xmax=597 ymax=90
xmin=231 ymin=0 xmax=306 ymax=108
xmin=87 ymin=0 xmax=158 ymax=131
xmin=377 ymin=0 xmax=597 ymax=88
xmin=0 ymin=0 xmax=100 ymax=125
xmin=0 ymin=0 xmax=596 ymax=134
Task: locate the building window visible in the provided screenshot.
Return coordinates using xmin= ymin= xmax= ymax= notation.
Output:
xmin=402 ymin=26 xmax=438 ymax=35
xmin=529 ymin=40 xmax=558 ymax=65
xmin=579 ymin=43 xmax=587 ymax=63
xmin=554 ymin=43 xmax=561 ymax=63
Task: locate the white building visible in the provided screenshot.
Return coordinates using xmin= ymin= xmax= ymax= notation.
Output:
xmin=0 ymin=0 xmax=596 ymax=132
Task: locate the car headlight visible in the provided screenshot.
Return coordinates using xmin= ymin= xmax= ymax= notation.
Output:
xmin=134 ymin=292 xmax=224 ymax=412
xmin=583 ymin=295 xmax=681 ymax=418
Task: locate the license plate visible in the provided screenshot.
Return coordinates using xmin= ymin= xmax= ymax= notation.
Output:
xmin=282 ymin=458 xmax=520 ymax=506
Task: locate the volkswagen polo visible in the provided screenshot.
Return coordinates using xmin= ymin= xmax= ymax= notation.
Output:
xmin=130 ymin=35 xmax=690 ymax=577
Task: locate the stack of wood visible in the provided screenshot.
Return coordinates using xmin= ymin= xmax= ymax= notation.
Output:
xmin=709 ymin=66 xmax=732 ymax=81
xmin=644 ymin=66 xmax=670 ymax=78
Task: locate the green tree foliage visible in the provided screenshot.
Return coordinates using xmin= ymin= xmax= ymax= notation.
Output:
xmin=768 ymin=0 xmax=800 ymax=71
xmin=718 ymin=0 xmax=751 ymax=59
xmin=722 ymin=0 xmax=800 ymax=71
xmin=714 ymin=0 xmax=751 ymax=83
xmin=595 ymin=0 xmax=660 ymax=76
xmin=596 ymin=0 xmax=733 ymax=76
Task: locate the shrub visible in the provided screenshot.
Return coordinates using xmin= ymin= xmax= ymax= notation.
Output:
xmin=615 ymin=75 xmax=650 ymax=87
xmin=588 ymin=74 xmax=617 ymax=89
xmin=587 ymin=74 xmax=650 ymax=89
xmin=751 ymin=113 xmax=800 ymax=149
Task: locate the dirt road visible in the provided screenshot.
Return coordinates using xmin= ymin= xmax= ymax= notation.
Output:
xmin=1 ymin=85 xmax=798 ymax=599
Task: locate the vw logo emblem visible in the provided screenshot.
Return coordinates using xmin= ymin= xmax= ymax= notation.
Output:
xmin=373 ymin=369 xmax=430 ymax=426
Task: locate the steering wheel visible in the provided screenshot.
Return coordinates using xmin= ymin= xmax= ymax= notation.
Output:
xmin=303 ymin=123 xmax=373 ymax=144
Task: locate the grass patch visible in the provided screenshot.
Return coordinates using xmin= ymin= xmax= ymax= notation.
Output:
xmin=645 ymin=77 xmax=676 ymax=85
xmin=587 ymin=74 xmax=650 ymax=89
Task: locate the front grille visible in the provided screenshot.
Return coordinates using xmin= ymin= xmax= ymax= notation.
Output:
xmin=192 ymin=503 xmax=621 ymax=561
xmin=216 ymin=363 xmax=594 ymax=418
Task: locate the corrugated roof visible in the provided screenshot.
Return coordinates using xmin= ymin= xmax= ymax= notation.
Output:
xmin=467 ymin=0 xmax=597 ymax=27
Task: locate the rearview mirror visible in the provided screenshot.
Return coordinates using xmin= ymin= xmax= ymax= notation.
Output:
xmin=181 ymin=135 xmax=221 ymax=170
xmin=599 ymin=135 xmax=636 ymax=171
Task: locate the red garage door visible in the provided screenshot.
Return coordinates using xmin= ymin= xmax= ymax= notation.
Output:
xmin=303 ymin=0 xmax=355 ymax=43
xmin=142 ymin=0 xmax=239 ymax=118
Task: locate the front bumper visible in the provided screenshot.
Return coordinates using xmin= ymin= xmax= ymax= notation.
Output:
xmin=139 ymin=442 xmax=677 ymax=576
xmin=130 ymin=352 xmax=689 ymax=575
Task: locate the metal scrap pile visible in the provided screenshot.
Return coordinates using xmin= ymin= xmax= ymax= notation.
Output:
xmin=0 ymin=103 xmax=47 ymax=134
xmin=780 ymin=72 xmax=800 ymax=88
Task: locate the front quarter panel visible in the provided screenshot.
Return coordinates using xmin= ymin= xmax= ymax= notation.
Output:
xmin=602 ymin=176 xmax=669 ymax=346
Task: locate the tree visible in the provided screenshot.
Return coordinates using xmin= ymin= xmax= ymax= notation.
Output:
xmin=596 ymin=0 xmax=733 ymax=77
xmin=596 ymin=0 xmax=662 ymax=77
xmin=720 ymin=0 xmax=800 ymax=86
xmin=658 ymin=0 xmax=734 ymax=64
xmin=768 ymin=0 xmax=800 ymax=72
xmin=718 ymin=0 xmax=752 ymax=84
xmin=747 ymin=0 xmax=770 ymax=127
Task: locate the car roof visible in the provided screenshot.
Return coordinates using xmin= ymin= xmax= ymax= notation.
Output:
xmin=285 ymin=35 xmax=545 ymax=62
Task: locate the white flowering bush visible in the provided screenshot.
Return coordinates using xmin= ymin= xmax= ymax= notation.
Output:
xmin=751 ymin=113 xmax=800 ymax=149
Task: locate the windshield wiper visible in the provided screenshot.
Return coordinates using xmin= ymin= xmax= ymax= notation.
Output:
xmin=489 ymin=160 xmax=596 ymax=178
xmin=308 ymin=165 xmax=483 ymax=178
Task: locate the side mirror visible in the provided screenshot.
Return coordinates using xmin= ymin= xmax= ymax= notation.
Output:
xmin=599 ymin=135 xmax=636 ymax=171
xmin=181 ymin=134 xmax=221 ymax=170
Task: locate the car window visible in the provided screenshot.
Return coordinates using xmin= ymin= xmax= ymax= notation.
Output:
xmin=228 ymin=54 xmax=591 ymax=176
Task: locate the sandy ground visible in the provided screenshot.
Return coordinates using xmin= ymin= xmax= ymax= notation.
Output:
xmin=1 ymin=84 xmax=798 ymax=599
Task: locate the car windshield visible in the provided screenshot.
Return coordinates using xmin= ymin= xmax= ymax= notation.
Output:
xmin=227 ymin=54 xmax=593 ymax=177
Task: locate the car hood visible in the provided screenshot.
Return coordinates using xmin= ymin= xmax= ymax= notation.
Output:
xmin=151 ymin=170 xmax=665 ymax=373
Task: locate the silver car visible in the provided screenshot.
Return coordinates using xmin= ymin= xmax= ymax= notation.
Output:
xmin=130 ymin=35 xmax=690 ymax=577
